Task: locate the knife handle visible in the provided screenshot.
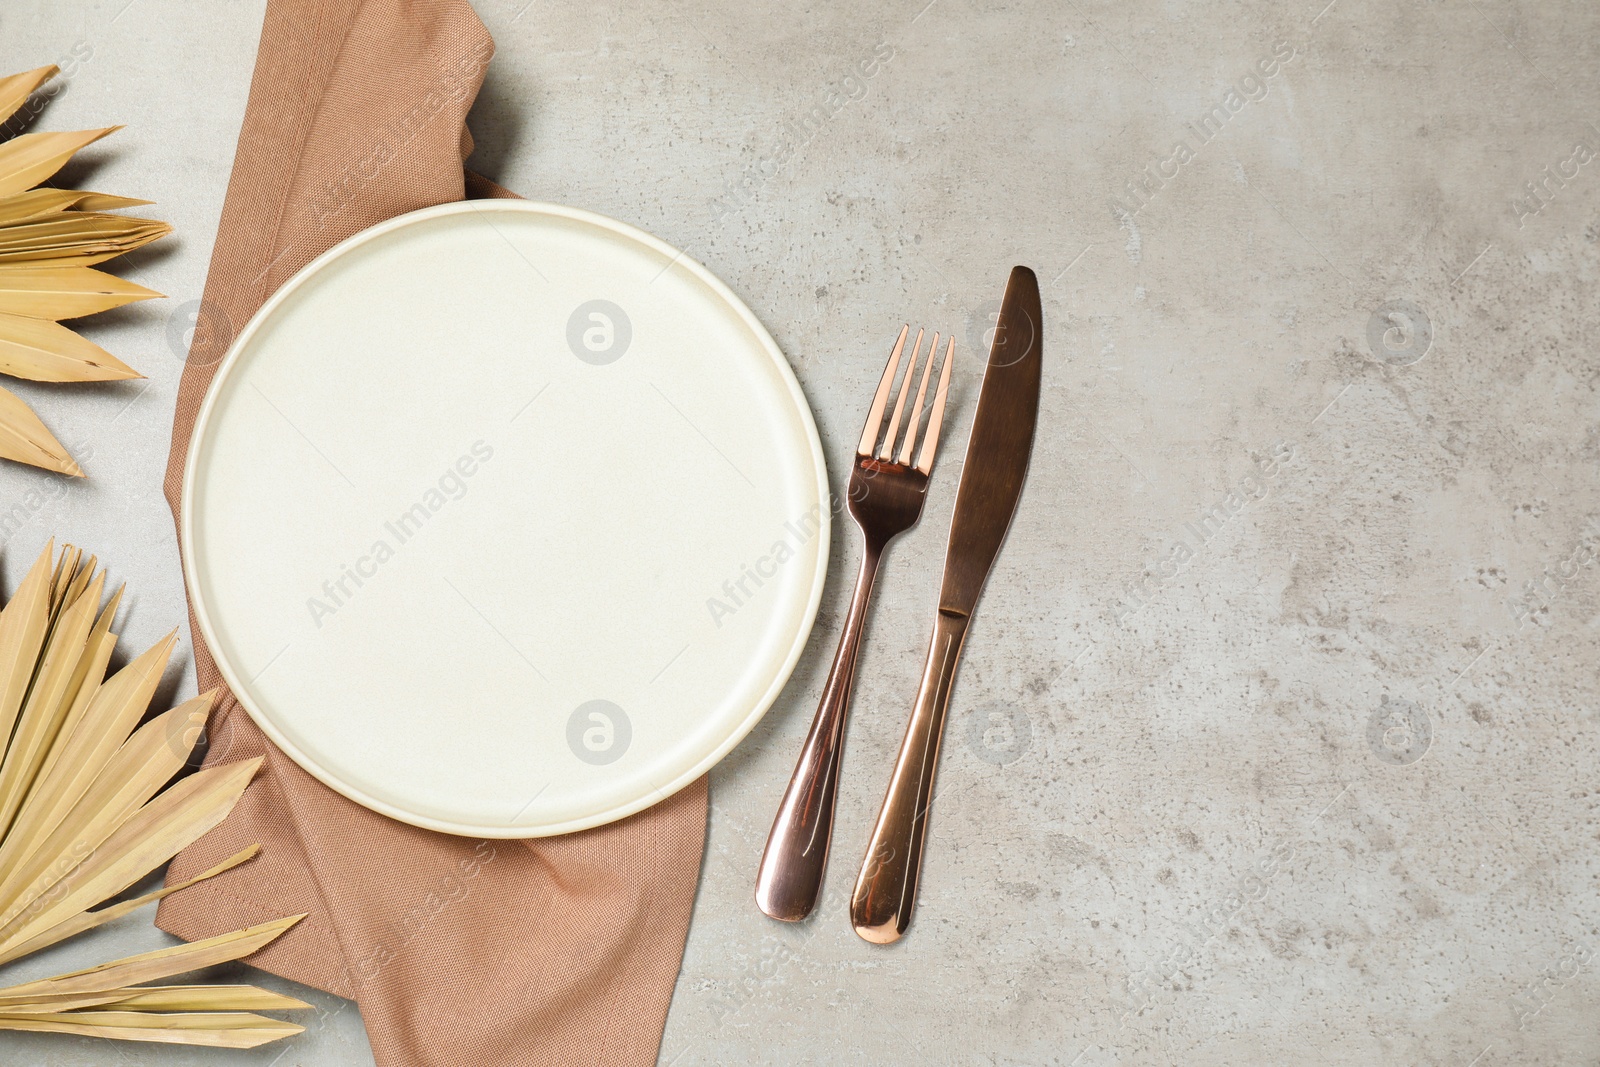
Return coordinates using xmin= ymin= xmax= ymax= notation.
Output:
xmin=755 ymin=541 xmax=883 ymax=922
xmin=851 ymin=608 xmax=970 ymax=943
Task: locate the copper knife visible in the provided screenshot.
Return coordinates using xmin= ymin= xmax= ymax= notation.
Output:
xmin=850 ymin=265 xmax=1043 ymax=943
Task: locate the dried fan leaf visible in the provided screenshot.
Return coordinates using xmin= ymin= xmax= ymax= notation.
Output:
xmin=0 ymin=128 xmax=118 ymax=200
xmin=30 ymin=587 xmax=122 ymax=788
xmin=0 ymin=189 xmax=152 ymax=227
xmin=0 ymin=267 xmax=160 ymax=320
xmin=0 ymin=570 xmax=104 ymax=837
xmin=0 ymin=241 xmax=169 ymax=267
xmin=7 ymin=985 xmax=312 ymax=1015
xmin=0 ymin=632 xmax=179 ymax=921
xmin=45 ymin=624 xmax=111 ymax=747
xmin=0 ymin=214 xmax=171 ymax=266
xmin=0 ymin=1011 xmax=305 ymax=1049
xmin=0 ymin=757 xmax=263 ymax=947
xmin=0 ymin=212 xmax=170 ymax=250
xmin=0 ymin=542 xmax=302 ymax=1050
xmin=0 ymin=915 xmax=302 ymax=1000
xmin=0 ymin=71 xmax=169 ymax=476
xmin=35 ymin=628 xmax=176 ymax=803
xmin=9 ymin=681 xmax=203 ymax=889
xmin=0 ymin=311 xmax=141 ymax=381
xmin=0 ymin=542 xmax=54 ymax=742
xmin=0 ymin=984 xmax=297 ymax=1014
xmin=0 ymin=692 xmax=208 ymax=911
xmin=0 ymin=846 xmax=258 ymax=967
xmin=0 ymin=627 xmax=175 ymax=902
xmin=47 ymin=545 xmax=80 ymax=610
xmin=71 ymin=194 xmax=151 ymax=212
xmin=0 ymin=66 xmax=57 ymax=129
xmin=81 ymin=987 xmax=309 ymax=1013
xmin=0 ymin=385 xmax=81 ymax=475
xmin=56 ymin=551 xmax=94 ymax=610
xmin=0 ymin=250 xmax=132 ymax=270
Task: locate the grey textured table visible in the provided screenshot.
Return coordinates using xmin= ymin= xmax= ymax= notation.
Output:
xmin=3 ymin=1 xmax=1599 ymax=1064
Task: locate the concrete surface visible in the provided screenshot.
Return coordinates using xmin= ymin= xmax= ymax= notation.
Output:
xmin=3 ymin=0 xmax=1599 ymax=1064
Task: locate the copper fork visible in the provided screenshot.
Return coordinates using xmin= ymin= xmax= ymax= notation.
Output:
xmin=755 ymin=325 xmax=955 ymax=922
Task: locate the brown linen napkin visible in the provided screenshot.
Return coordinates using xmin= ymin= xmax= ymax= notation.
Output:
xmin=155 ymin=3 xmax=708 ymax=1064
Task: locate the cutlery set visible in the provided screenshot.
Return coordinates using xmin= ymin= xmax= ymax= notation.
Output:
xmin=757 ymin=265 xmax=1043 ymax=942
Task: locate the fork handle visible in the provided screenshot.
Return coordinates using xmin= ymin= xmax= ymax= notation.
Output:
xmin=850 ymin=608 xmax=970 ymax=943
xmin=755 ymin=539 xmax=884 ymax=922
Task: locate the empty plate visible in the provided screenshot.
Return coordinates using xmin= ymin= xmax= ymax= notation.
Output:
xmin=183 ymin=200 xmax=829 ymax=837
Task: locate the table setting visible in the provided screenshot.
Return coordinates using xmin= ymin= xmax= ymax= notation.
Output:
xmin=1 ymin=0 xmax=1598 ymax=1064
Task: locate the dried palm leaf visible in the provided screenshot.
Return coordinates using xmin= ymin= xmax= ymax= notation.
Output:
xmin=0 ymin=1009 xmax=304 ymax=1049
xmin=0 ymin=312 xmax=141 ymax=381
xmin=32 ymin=983 xmax=308 ymax=1014
xmin=0 ymin=385 xmax=78 ymax=476
xmin=0 ymin=543 xmax=306 ymax=1049
xmin=0 ymin=190 xmax=151 ymax=228
xmin=0 ymin=63 xmax=170 ymax=476
xmin=0 ymin=129 xmax=118 ymax=200
xmin=0 ymin=67 xmax=59 ymax=130
xmin=0 ymin=847 xmax=258 ymax=968
xmin=0 ymin=267 xmax=158 ymax=321
xmin=0 ymin=213 xmax=171 ymax=262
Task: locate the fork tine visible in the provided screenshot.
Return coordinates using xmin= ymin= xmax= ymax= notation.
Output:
xmin=914 ymin=336 xmax=955 ymax=473
xmin=858 ymin=325 xmax=911 ymax=456
xmin=878 ymin=330 xmax=927 ymax=461
xmin=896 ymin=330 xmax=941 ymax=465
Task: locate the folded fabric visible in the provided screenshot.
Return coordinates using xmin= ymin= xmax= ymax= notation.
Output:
xmin=156 ymin=2 xmax=707 ymax=1063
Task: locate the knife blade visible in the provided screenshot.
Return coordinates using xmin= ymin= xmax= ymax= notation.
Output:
xmin=939 ymin=265 xmax=1043 ymax=616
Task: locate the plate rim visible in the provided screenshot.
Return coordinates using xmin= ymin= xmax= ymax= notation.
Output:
xmin=181 ymin=198 xmax=830 ymax=838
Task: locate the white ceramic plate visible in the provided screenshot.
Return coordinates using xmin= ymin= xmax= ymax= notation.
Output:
xmin=183 ymin=201 xmax=828 ymax=837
